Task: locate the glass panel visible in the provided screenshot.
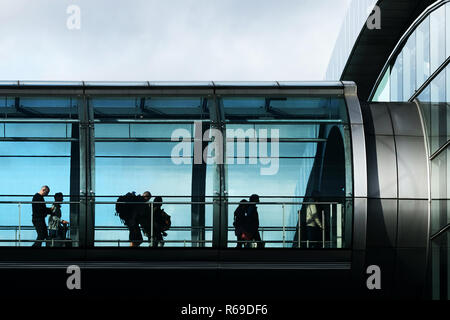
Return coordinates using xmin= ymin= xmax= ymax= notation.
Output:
xmin=390 ymin=52 xmax=403 ymax=102
xmin=430 ymin=5 xmax=446 ymax=74
xmin=130 ymin=123 xmax=193 ymax=138
xmin=95 ymin=124 xmax=129 ymax=138
xmin=447 ymin=3 xmax=450 ymax=59
xmin=372 ymin=67 xmax=390 ymax=102
xmin=96 ymin=142 xmax=191 ymax=157
xmin=403 ymin=32 xmax=417 ymax=100
xmin=430 ymin=231 xmax=449 ymax=300
xmin=417 ymin=66 xmax=449 ymax=155
xmin=145 ymin=97 xmax=208 ymax=117
xmin=92 ymin=97 xmax=139 ymax=116
xmin=416 ymin=16 xmax=430 ymax=88
xmin=0 ymin=121 xmax=79 ymax=248
xmin=94 ymin=122 xmax=212 ymax=248
xmin=0 ymin=142 xmax=70 ymax=156
xmin=4 ymin=123 xmax=69 ymax=138
xmin=225 ymin=121 xmax=351 ymax=249
xmin=430 ymin=70 xmax=447 ymax=153
xmin=222 ymin=97 xmax=347 ymax=120
xmin=92 ymin=97 xmax=210 ymax=118
xmin=0 ymin=96 xmax=15 ymax=108
xmin=431 ymin=146 xmax=450 ymax=234
xmin=2 ymin=96 xmax=77 ymax=117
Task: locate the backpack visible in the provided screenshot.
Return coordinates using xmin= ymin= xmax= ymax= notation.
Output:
xmin=115 ymin=192 xmax=146 ymax=224
xmin=160 ymin=209 xmax=171 ymax=231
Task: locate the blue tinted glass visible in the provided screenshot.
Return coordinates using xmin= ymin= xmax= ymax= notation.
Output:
xmin=95 ymin=158 xmax=191 ymax=196
xmin=373 ymin=67 xmax=391 ymax=102
xmin=226 ymin=142 xmax=318 ymax=159
xmin=222 ymin=97 xmax=347 ymax=120
xmin=91 ymin=97 xmax=138 ymax=108
xmin=0 ymin=97 xmax=14 ymax=108
xmin=417 ymin=16 xmax=431 ymax=87
xmin=144 ymin=97 xmax=207 ymax=116
xmin=0 ymin=157 xmax=70 ymax=196
xmin=0 ymin=142 xmax=70 ymax=156
xmin=403 ymin=32 xmax=416 ymax=100
xmin=20 ymin=97 xmax=73 ymax=108
xmin=12 ymin=97 xmax=78 ymax=116
xmin=131 ymin=123 xmax=192 ymax=138
xmin=5 ymin=123 xmax=68 ymax=138
xmin=95 ymin=142 xmax=192 ymax=157
xmin=0 ymin=123 xmax=3 ymax=137
xmin=95 ymin=124 xmax=129 ymax=138
xmin=430 ymin=5 xmax=446 ymax=74
xmin=226 ymin=124 xmax=319 ymax=139
xmin=146 ymin=97 xmax=203 ymax=109
xmin=390 ymin=53 xmax=403 ymax=102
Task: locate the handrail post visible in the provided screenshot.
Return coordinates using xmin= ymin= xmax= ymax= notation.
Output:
xmin=322 ymin=210 xmax=325 ymax=248
xmin=150 ymin=202 xmax=154 ymax=247
xmin=329 ymin=203 xmax=333 ymax=248
xmin=282 ymin=204 xmax=286 ymax=248
xmin=337 ymin=203 xmax=342 ymax=248
xmin=297 ymin=209 xmax=301 ymax=248
xmin=18 ymin=202 xmax=21 ymax=247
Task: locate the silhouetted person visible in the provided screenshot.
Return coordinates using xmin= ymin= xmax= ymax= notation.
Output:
xmin=233 ymin=199 xmax=248 ymax=248
xmin=305 ymin=192 xmax=323 ymax=248
xmin=32 ymin=185 xmax=51 ymax=247
xmin=140 ymin=196 xmax=171 ymax=247
xmin=48 ymin=192 xmax=68 ymax=247
xmin=245 ymin=194 xmax=263 ymax=248
xmin=129 ymin=191 xmax=152 ymax=247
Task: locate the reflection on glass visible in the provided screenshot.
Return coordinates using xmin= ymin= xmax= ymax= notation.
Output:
xmin=430 ymin=5 xmax=446 ymax=74
xmin=390 ymin=53 xmax=403 ymax=102
xmin=373 ymin=68 xmax=390 ymax=102
xmin=416 ymin=16 xmax=430 ymax=89
xmin=403 ymin=32 xmax=416 ymax=100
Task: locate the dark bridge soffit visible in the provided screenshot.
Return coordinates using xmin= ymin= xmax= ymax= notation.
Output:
xmin=341 ymin=0 xmax=437 ymax=101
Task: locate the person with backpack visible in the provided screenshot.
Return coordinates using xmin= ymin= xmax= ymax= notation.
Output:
xmin=48 ymin=192 xmax=68 ymax=247
xmin=233 ymin=199 xmax=248 ymax=248
xmin=115 ymin=191 xmax=152 ymax=247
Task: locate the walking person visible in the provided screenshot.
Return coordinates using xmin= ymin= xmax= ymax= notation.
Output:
xmin=48 ymin=192 xmax=68 ymax=247
xmin=31 ymin=185 xmax=51 ymax=248
xmin=305 ymin=191 xmax=323 ymax=249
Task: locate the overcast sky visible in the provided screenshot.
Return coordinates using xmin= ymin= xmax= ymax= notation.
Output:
xmin=0 ymin=0 xmax=351 ymax=81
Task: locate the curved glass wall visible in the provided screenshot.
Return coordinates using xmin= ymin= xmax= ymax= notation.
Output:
xmin=0 ymin=83 xmax=353 ymax=250
xmin=372 ymin=1 xmax=450 ymax=103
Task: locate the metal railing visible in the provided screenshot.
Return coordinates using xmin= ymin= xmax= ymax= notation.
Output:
xmin=0 ymin=199 xmax=346 ymax=248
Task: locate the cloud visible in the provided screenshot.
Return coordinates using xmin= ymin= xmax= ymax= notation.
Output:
xmin=0 ymin=0 xmax=351 ymax=81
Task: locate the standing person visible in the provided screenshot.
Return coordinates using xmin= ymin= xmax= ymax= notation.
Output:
xmin=32 ymin=185 xmax=51 ymax=248
xmin=246 ymin=194 xmax=263 ymax=248
xmin=233 ymin=199 xmax=248 ymax=248
xmin=116 ymin=191 xmax=152 ymax=247
xmin=305 ymin=192 xmax=323 ymax=249
xmin=48 ymin=192 xmax=68 ymax=247
xmin=143 ymin=196 xmax=170 ymax=247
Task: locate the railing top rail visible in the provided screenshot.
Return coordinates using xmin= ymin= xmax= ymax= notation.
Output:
xmin=0 ymin=200 xmax=342 ymax=205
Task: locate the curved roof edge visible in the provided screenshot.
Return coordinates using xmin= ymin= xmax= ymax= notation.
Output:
xmin=0 ymin=80 xmax=345 ymax=90
xmin=341 ymin=0 xmax=437 ymax=101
